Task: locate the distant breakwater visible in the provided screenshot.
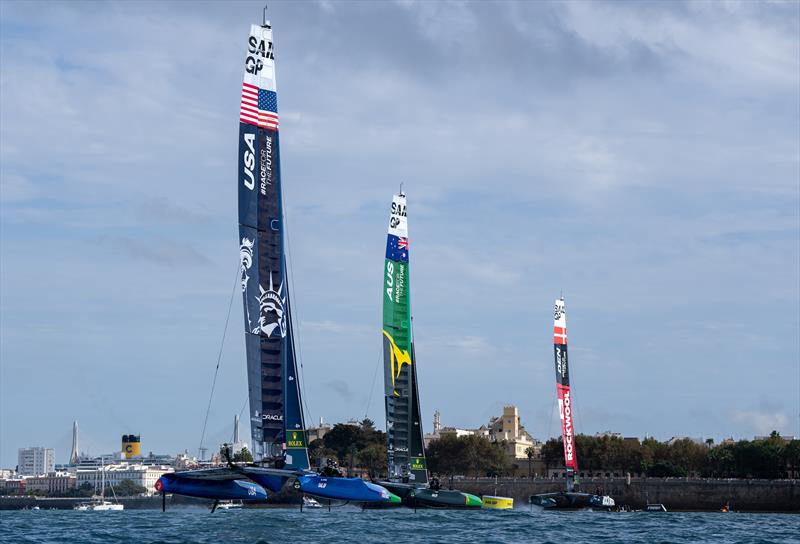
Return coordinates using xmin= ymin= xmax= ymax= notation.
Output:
xmin=456 ymin=477 xmax=800 ymax=512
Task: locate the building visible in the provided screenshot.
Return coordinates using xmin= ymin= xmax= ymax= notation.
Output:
xmin=307 ymin=418 xmax=332 ymax=443
xmin=76 ymin=463 xmax=173 ymax=496
xmin=17 ymin=447 xmax=55 ymax=476
xmin=488 ymin=406 xmax=540 ymax=460
xmin=2 ymin=478 xmax=26 ymax=493
xmin=25 ymin=472 xmax=77 ymax=495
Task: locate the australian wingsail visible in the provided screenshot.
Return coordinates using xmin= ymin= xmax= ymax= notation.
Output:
xmin=371 ymin=192 xmax=483 ymax=509
xmin=155 ymin=17 xmax=399 ymax=509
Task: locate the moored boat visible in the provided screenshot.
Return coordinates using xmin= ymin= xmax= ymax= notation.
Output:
xmin=75 ymin=457 xmax=125 ymax=511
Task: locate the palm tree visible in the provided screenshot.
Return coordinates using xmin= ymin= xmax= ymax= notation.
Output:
xmin=525 ymin=446 xmax=536 ymax=478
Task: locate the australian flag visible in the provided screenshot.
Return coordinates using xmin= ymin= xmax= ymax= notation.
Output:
xmin=386 ymin=234 xmax=409 ymax=263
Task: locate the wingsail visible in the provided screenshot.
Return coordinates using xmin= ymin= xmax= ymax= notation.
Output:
xmin=381 ymin=192 xmax=428 ymax=484
xmin=157 ymin=18 xmax=398 ymax=507
xmin=374 ymin=193 xmax=482 ymax=509
xmin=237 ymin=21 xmax=308 ymax=471
xmin=553 ymin=297 xmax=579 ymax=474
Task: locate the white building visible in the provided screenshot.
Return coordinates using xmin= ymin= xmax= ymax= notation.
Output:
xmin=76 ymin=463 xmax=173 ymax=495
xmin=18 ymin=447 xmax=55 ymax=476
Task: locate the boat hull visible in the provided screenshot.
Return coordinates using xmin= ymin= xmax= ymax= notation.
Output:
xmin=296 ymin=475 xmax=400 ymax=504
xmin=156 ymin=474 xmax=268 ymax=501
xmin=530 ymin=491 xmax=614 ymax=510
xmin=368 ymin=481 xmax=483 ymax=509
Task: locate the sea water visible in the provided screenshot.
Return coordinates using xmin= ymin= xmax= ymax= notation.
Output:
xmin=1 ymin=507 xmax=797 ymax=544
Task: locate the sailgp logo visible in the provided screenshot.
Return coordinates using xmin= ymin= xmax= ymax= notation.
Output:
xmin=554 ymin=302 xmax=564 ymax=320
xmin=246 ymin=35 xmax=273 ymax=75
xmin=254 ymin=273 xmax=287 ymax=338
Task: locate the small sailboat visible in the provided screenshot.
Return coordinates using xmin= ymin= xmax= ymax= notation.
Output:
xmin=156 ymin=15 xmax=399 ymax=509
xmin=74 ymin=457 xmax=124 ymax=511
xmin=530 ymin=298 xmax=614 ymax=511
xmin=371 ymin=191 xmax=482 ymax=510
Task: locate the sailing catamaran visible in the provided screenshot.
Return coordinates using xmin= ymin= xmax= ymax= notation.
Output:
xmin=530 ymin=297 xmax=615 ymax=510
xmin=156 ymin=16 xmax=399 ymax=509
xmin=73 ymin=456 xmax=124 ymax=511
xmin=372 ymin=192 xmax=482 ymax=509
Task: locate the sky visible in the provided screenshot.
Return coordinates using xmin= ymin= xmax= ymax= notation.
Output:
xmin=1 ymin=0 xmax=798 ymax=467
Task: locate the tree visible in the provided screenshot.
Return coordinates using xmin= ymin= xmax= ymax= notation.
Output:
xmin=323 ymin=424 xmax=366 ymax=460
xmin=525 ymin=446 xmax=535 ymax=478
xmin=233 ymin=447 xmax=254 ymax=463
xmin=541 ymin=438 xmax=564 ymax=472
xmin=115 ymin=479 xmax=147 ymax=496
xmin=357 ymin=443 xmax=387 ymax=479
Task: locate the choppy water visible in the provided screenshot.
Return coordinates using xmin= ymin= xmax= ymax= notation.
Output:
xmin=1 ymin=507 xmax=797 ymax=544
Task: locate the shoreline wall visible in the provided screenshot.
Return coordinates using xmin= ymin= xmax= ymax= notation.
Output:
xmin=456 ymin=477 xmax=800 ymax=512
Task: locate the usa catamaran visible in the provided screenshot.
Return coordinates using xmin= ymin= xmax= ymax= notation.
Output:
xmin=530 ymin=297 xmax=614 ymax=510
xmin=155 ymin=16 xmax=399 ymax=510
xmin=372 ymin=191 xmax=482 ymax=509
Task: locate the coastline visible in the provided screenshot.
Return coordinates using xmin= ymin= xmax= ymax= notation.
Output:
xmin=1 ymin=478 xmax=797 ymax=512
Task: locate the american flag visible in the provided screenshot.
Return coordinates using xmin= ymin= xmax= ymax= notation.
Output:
xmin=240 ymin=82 xmax=279 ymax=130
xmin=397 ymin=237 xmax=409 ymax=250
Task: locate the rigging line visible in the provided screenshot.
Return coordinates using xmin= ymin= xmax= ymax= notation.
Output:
xmin=547 ymin=387 xmax=556 ymax=441
xmin=282 ymin=197 xmax=314 ymax=426
xmin=363 ymin=343 xmax=382 ymax=419
xmin=199 ymin=260 xmax=240 ymax=457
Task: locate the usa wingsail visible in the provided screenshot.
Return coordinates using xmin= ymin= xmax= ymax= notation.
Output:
xmin=156 ymin=16 xmax=399 ymax=510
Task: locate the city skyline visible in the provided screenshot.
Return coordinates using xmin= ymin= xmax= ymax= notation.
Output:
xmin=1 ymin=1 xmax=798 ymax=468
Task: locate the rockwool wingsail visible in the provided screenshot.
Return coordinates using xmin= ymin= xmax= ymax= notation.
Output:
xmin=553 ymin=297 xmax=578 ymax=483
xmin=375 ymin=192 xmax=481 ymax=509
xmin=530 ymin=297 xmax=614 ymax=510
xmin=156 ymin=18 xmax=399 ymax=509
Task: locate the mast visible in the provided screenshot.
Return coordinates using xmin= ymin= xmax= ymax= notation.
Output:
xmin=382 ymin=192 xmax=428 ymax=484
xmin=553 ymin=297 xmax=579 ymax=491
xmin=237 ymin=19 xmax=307 ymax=469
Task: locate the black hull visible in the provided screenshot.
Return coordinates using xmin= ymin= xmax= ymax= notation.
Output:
xmin=365 ymin=482 xmax=482 ymax=509
xmin=530 ymin=492 xmax=610 ymax=510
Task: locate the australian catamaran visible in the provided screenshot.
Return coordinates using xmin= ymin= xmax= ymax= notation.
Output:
xmin=530 ymin=297 xmax=614 ymax=510
xmin=156 ymin=16 xmax=399 ymax=509
xmin=372 ymin=192 xmax=482 ymax=509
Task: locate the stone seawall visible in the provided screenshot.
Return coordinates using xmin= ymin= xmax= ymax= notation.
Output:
xmin=455 ymin=478 xmax=800 ymax=512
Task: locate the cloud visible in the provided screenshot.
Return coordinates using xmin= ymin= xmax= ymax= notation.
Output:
xmin=732 ymin=410 xmax=790 ymax=437
xmin=0 ymin=0 xmax=797 ymax=466
xmin=93 ymin=235 xmax=212 ymax=267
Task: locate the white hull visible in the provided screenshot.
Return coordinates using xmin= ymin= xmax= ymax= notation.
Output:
xmin=74 ymin=501 xmax=124 ymax=511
